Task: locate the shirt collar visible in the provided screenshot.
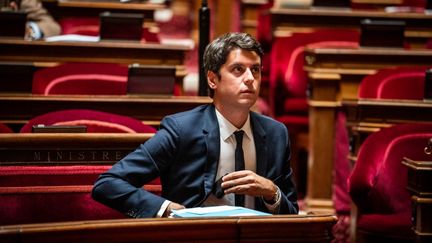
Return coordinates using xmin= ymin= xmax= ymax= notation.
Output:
xmin=215 ymin=108 xmax=252 ymax=141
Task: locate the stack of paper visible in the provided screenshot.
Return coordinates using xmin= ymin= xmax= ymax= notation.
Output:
xmin=170 ymin=206 xmax=271 ymax=218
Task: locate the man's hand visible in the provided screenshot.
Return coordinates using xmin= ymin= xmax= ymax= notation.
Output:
xmin=163 ymin=202 xmax=185 ymax=217
xmin=221 ymin=170 xmax=277 ymax=201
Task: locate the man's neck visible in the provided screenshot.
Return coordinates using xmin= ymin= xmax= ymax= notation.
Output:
xmin=214 ymin=104 xmax=250 ymax=129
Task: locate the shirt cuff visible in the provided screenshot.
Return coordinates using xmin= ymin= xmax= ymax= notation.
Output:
xmin=156 ymin=200 xmax=171 ymax=218
xmin=27 ymin=21 xmax=43 ymax=40
xmin=262 ymin=186 xmax=281 ymax=214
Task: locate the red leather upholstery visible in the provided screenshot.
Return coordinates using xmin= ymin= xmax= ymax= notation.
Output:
xmin=32 ymin=63 xmax=128 ymax=95
xmin=359 ymin=66 xmax=428 ymax=100
xmin=20 ymin=109 xmax=156 ymax=133
xmin=348 ymin=123 xmax=432 ymax=242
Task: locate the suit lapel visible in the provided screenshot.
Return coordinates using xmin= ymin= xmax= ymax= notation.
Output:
xmin=251 ymin=113 xmax=268 ymax=177
xmin=201 ymin=105 xmax=220 ymax=201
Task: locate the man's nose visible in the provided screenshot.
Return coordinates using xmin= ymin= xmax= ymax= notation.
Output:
xmin=244 ymin=68 xmax=254 ymax=83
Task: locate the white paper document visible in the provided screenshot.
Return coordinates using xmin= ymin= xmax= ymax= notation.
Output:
xmin=170 ymin=206 xmax=271 ymax=218
xmin=45 ymin=34 xmax=100 ymax=42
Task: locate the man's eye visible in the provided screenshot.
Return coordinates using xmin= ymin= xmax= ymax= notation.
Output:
xmin=251 ymin=67 xmax=261 ymax=74
xmin=233 ymin=66 xmax=244 ymax=73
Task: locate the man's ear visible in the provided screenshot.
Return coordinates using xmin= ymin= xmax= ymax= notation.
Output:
xmin=207 ymin=71 xmax=218 ymax=90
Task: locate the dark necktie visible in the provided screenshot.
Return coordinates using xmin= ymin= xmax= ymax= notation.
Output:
xmin=234 ymin=130 xmax=245 ymax=207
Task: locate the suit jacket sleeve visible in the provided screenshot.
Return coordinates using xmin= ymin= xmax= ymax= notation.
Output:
xmin=92 ymin=116 xmax=181 ymax=218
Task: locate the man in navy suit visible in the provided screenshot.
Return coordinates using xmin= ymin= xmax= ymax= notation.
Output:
xmin=92 ymin=32 xmax=299 ymax=218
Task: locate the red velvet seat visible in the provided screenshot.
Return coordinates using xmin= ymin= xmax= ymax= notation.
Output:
xmin=348 ymin=123 xmax=432 ymax=242
xmin=32 ymin=63 xmax=129 ymax=95
xmin=269 ymin=29 xmax=359 ymax=120
xmin=0 ymin=123 xmax=13 ymax=133
xmin=20 ymin=109 xmax=156 ymax=133
xmin=0 ymin=165 xmax=161 ymax=225
xmin=359 ymin=66 xmax=428 ymax=100
xmin=333 ymin=66 xmax=429 ymax=241
xmin=32 ymin=62 xmax=181 ymax=96
xmin=0 ymin=168 xmax=159 ymax=226
xmin=2 ymin=110 xmax=158 ymax=225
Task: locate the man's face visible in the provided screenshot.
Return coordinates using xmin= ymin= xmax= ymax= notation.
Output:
xmin=210 ymin=48 xmax=261 ymax=109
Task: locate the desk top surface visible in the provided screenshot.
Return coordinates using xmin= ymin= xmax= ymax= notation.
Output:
xmin=271 ymin=7 xmax=432 ymax=19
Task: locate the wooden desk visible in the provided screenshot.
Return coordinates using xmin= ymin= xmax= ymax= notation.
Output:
xmin=0 ymin=38 xmax=190 ymax=65
xmin=343 ymin=99 xmax=432 ymax=158
xmin=0 ymin=133 xmax=153 ymax=165
xmin=42 ymin=0 xmax=165 ymax=25
xmin=303 ymin=47 xmax=432 ymax=211
xmin=0 ymin=94 xmax=212 ymax=129
xmin=0 ymin=214 xmax=337 ymax=242
xmin=271 ymin=7 xmax=432 ymax=48
xmin=403 ymin=158 xmax=432 ymax=243
xmin=0 ymin=38 xmax=191 ymax=89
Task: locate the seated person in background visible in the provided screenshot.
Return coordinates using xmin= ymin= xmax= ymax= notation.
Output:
xmin=6 ymin=0 xmax=61 ymax=39
xmin=92 ymin=32 xmax=299 ymax=218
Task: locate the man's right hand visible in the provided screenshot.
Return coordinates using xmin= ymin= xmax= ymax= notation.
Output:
xmin=163 ymin=202 xmax=185 ymax=217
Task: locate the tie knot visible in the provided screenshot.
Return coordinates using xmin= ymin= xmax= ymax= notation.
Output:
xmin=234 ymin=130 xmax=244 ymax=144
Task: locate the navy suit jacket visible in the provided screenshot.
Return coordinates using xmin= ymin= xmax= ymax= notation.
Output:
xmin=92 ymin=104 xmax=298 ymax=217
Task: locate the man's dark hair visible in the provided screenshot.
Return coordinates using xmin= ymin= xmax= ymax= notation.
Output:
xmin=203 ymin=32 xmax=264 ymax=97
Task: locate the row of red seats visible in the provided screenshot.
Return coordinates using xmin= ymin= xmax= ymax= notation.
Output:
xmin=0 ymin=109 xmax=160 ymax=225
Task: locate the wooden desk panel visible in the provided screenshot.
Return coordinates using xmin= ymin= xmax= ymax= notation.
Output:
xmin=403 ymin=158 xmax=432 ymax=242
xmin=303 ymin=47 xmax=432 ymax=212
xmin=0 ymin=133 xmax=153 ymax=165
xmin=0 ymin=214 xmax=337 ymax=243
xmin=343 ymin=99 xmax=432 ymax=159
xmin=271 ymin=7 xmax=432 ymax=48
xmin=0 ymin=39 xmax=191 ymax=65
xmin=0 ymin=94 xmax=212 ymax=129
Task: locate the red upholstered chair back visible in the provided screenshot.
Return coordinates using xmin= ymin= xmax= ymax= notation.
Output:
xmin=349 ymin=123 xmax=432 ymax=213
xmin=0 ymin=165 xmax=161 ymax=225
xmin=20 ymin=109 xmax=156 ymax=133
xmin=269 ymin=29 xmax=359 ymax=116
xmin=60 ymin=17 xmax=100 ymax=36
xmin=347 ymin=125 xmax=432 ymax=241
xmin=0 ymin=123 xmax=13 ymax=133
xmin=32 ymin=63 xmax=129 ymax=95
xmin=359 ymin=66 xmax=429 ymax=100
